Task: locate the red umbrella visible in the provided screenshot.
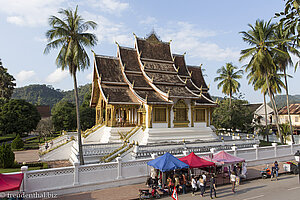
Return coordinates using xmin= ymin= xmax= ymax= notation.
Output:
xmin=0 ymin=173 xmax=24 ymax=192
xmin=179 ymin=152 xmax=215 ymax=168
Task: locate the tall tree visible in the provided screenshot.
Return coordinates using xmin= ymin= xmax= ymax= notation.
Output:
xmin=44 ymin=6 xmax=97 ymax=165
xmin=276 ymin=0 xmax=300 ymax=51
xmin=0 ymin=59 xmax=16 ymax=100
xmin=0 ymin=99 xmax=41 ymax=136
xmin=273 ymin=22 xmax=300 ymax=143
xmin=214 ymin=63 xmax=243 ymax=106
xmin=239 ymin=19 xmax=285 ymax=143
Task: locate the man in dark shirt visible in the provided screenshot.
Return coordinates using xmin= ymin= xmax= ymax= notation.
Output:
xmin=210 ymin=174 xmax=217 ymax=199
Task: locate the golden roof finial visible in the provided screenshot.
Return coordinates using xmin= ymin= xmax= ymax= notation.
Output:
xmin=107 ymin=94 xmax=110 ymax=102
xmin=151 ymin=76 xmax=154 ymax=82
xmin=91 ymin=49 xmax=95 ymax=55
xmin=199 ymin=63 xmax=203 ymax=69
xmin=139 ymin=51 xmax=142 ymax=57
xmin=208 ymin=84 xmax=210 ymax=89
xmin=184 ymin=78 xmax=188 ymax=84
xmin=169 ymin=39 xmax=172 ymax=44
xmin=115 ymin=41 xmax=119 ymax=47
xmin=167 ymin=89 xmax=170 ymax=97
xmin=132 ymin=80 xmax=135 ymax=87
xmin=175 ymin=67 xmax=179 ymax=72
xmin=183 ymin=52 xmax=186 ymax=56
xmin=145 ymin=94 xmax=148 ymax=102
xmin=189 ymin=71 xmax=193 ymax=77
xmin=133 ymin=32 xmax=137 ymax=37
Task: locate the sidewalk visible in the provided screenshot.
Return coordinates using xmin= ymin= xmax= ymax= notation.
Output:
xmin=56 ymin=161 xmax=289 ymax=200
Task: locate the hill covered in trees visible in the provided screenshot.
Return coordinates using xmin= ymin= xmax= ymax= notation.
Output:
xmin=274 ymin=95 xmax=300 ymax=109
xmin=12 ymin=84 xmax=92 ymax=108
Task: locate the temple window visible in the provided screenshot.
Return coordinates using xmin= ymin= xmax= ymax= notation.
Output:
xmin=195 ymin=109 xmax=206 ymax=122
xmin=154 ymin=107 xmax=167 ymax=122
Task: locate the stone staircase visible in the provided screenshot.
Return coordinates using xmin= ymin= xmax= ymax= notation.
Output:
xmin=144 ymin=127 xmax=218 ymax=144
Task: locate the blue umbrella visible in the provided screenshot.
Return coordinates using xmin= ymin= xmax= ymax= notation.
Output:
xmin=147 ymin=152 xmax=189 ymax=172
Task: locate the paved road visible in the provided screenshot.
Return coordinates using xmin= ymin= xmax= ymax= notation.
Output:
xmin=163 ymin=174 xmax=300 ymax=200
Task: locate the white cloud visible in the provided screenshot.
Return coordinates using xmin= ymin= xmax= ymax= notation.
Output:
xmin=158 ymin=22 xmax=239 ymax=61
xmin=83 ymin=12 xmax=133 ymax=46
xmin=88 ymin=0 xmax=129 ymax=14
xmin=16 ymin=70 xmax=36 ymax=82
xmin=86 ymin=72 xmax=93 ymax=81
xmin=34 ymin=36 xmax=47 ymax=43
xmin=140 ymin=17 xmax=157 ymax=25
xmin=46 ymin=68 xmax=69 ymax=83
xmin=0 ymin=0 xmax=65 ymax=27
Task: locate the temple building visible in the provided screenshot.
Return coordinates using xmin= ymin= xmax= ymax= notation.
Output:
xmin=90 ymin=33 xmax=217 ymax=144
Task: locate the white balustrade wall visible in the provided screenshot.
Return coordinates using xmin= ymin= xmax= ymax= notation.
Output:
xmin=9 ymin=143 xmax=300 ymax=196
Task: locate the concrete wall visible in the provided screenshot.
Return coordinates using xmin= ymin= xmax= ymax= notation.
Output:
xmin=8 ymin=144 xmax=300 ymax=196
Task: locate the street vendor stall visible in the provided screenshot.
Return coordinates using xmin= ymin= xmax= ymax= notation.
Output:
xmin=203 ymin=151 xmax=246 ymax=184
xmin=148 ymin=152 xmax=189 ymax=172
xmin=179 ymin=152 xmax=215 ymax=168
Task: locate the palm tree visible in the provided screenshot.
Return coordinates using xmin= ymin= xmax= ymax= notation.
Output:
xmin=214 ymin=63 xmax=243 ymax=106
xmin=279 ymin=123 xmax=292 ymax=144
xmin=273 ymin=22 xmax=300 ymax=143
xmin=44 ymin=6 xmax=97 ymax=165
xmin=239 ymin=19 xmax=285 ymax=143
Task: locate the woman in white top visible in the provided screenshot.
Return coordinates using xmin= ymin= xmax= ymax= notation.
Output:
xmin=230 ymin=172 xmax=237 ymax=193
xmin=191 ymin=176 xmax=197 ymax=196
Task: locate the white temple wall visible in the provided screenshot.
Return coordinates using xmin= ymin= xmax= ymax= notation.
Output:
xmin=152 ymin=122 xmax=168 ymax=128
xmin=187 ymin=99 xmax=192 ymax=127
xmin=194 ymin=122 xmax=207 ymax=128
xmin=145 ymin=104 xmax=149 ymax=128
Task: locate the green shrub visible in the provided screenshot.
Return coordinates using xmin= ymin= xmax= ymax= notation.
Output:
xmin=11 ymin=134 xmax=24 ymax=150
xmin=0 ymin=143 xmax=15 ymax=168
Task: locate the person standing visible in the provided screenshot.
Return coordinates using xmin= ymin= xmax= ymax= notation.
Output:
xmin=274 ymin=161 xmax=279 ymax=181
xmin=174 ymin=175 xmax=180 ymax=193
xmin=209 ymin=174 xmax=217 ymax=199
xmin=191 ymin=176 xmax=197 ymax=196
xmin=230 ymin=172 xmax=237 ymax=193
xmin=181 ymin=174 xmax=187 ymax=194
xmin=202 ymin=172 xmax=207 ymax=193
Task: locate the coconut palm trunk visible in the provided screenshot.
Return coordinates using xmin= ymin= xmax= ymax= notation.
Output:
xmin=73 ymin=73 xmax=84 ymax=165
xmin=283 ymin=68 xmax=294 ymax=143
xmin=263 ymin=93 xmax=269 ymax=142
xmin=265 ymin=75 xmax=283 ymax=143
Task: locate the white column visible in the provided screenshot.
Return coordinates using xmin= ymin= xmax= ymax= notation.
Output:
xmin=116 ymin=157 xmax=123 ymax=179
xmin=151 ymin=153 xmax=158 ymax=159
xmin=231 ymin=146 xmax=237 ymax=157
xmin=183 ymin=150 xmax=189 ymax=156
xmin=21 ymin=166 xmax=28 ymax=192
xmin=272 ymin=143 xmax=278 ymax=158
xmin=73 ymin=161 xmax=79 ymax=185
xmin=253 ymin=144 xmax=259 ymax=160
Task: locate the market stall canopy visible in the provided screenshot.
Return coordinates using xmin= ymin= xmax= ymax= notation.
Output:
xmin=0 ymin=173 xmax=24 ymax=192
xmin=203 ymin=151 xmax=245 ymax=165
xmin=147 ymin=152 xmax=189 ymax=172
xmin=179 ymin=152 xmax=215 ymax=168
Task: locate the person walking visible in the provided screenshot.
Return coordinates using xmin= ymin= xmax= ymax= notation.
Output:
xmin=209 ymin=174 xmax=217 ymax=199
xmin=191 ymin=176 xmax=197 ymax=196
xmin=198 ymin=176 xmax=205 ymax=197
xmin=202 ymin=172 xmax=207 ymax=193
xmin=230 ymin=172 xmax=237 ymax=193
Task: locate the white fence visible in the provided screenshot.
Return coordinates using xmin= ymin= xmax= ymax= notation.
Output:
xmin=5 ymin=143 xmax=300 ymax=196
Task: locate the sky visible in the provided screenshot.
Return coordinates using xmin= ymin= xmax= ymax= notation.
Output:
xmin=0 ymin=0 xmax=299 ymax=103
